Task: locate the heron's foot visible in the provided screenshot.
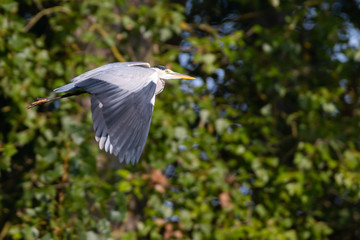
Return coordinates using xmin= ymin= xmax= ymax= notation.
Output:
xmin=26 ymin=97 xmax=54 ymax=109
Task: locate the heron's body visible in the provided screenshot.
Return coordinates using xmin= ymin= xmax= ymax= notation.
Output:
xmin=28 ymin=62 xmax=194 ymax=164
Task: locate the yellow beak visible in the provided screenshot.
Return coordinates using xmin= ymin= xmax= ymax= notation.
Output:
xmin=172 ymin=73 xmax=195 ymax=79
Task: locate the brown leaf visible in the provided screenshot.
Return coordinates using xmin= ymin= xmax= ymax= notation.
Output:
xmin=173 ymin=230 xmax=183 ymax=239
xmin=219 ymin=192 xmax=233 ymax=209
xmin=225 ymin=174 xmax=236 ymax=183
xmin=164 ymin=223 xmax=173 ymax=239
xmin=151 ymin=169 xmax=169 ymax=187
xmin=155 ymin=218 xmax=165 ymax=226
xmin=154 ymin=184 xmax=166 ymax=193
xmin=141 ymin=173 xmax=149 ymax=180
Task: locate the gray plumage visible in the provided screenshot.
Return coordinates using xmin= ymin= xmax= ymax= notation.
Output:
xmin=52 ymin=62 xmax=194 ymax=164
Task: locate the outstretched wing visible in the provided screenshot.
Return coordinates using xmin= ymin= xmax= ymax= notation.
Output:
xmin=54 ymin=62 xmax=151 ymax=93
xmin=75 ymin=65 xmax=157 ymax=164
xmin=71 ymin=62 xmax=151 ymax=83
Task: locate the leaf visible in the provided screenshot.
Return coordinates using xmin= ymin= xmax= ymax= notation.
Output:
xmin=118 ymin=181 xmax=132 ymax=192
xmin=215 ymin=118 xmax=229 ymax=134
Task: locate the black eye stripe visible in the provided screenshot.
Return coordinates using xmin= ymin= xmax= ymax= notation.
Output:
xmin=153 ymin=66 xmax=167 ymax=70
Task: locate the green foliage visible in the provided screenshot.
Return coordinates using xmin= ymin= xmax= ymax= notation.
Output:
xmin=1 ymin=0 xmax=360 ymax=239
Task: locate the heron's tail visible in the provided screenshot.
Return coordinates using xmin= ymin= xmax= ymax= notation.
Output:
xmin=53 ymin=82 xmax=77 ymax=93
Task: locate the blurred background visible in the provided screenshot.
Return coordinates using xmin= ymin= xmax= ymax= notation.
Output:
xmin=1 ymin=0 xmax=360 ymax=239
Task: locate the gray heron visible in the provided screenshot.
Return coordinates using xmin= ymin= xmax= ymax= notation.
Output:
xmin=27 ymin=62 xmax=195 ymax=164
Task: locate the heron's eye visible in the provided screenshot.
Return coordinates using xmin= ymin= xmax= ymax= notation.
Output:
xmin=165 ymin=69 xmax=170 ymax=73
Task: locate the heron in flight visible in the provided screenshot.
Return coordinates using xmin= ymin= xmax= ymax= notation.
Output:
xmin=27 ymin=62 xmax=195 ymax=164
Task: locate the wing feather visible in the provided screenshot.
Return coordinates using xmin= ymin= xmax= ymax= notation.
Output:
xmin=71 ymin=62 xmax=150 ymax=83
xmin=79 ymin=76 xmax=156 ymax=164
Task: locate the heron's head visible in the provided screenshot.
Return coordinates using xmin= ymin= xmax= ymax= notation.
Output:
xmin=152 ymin=66 xmax=195 ymax=80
